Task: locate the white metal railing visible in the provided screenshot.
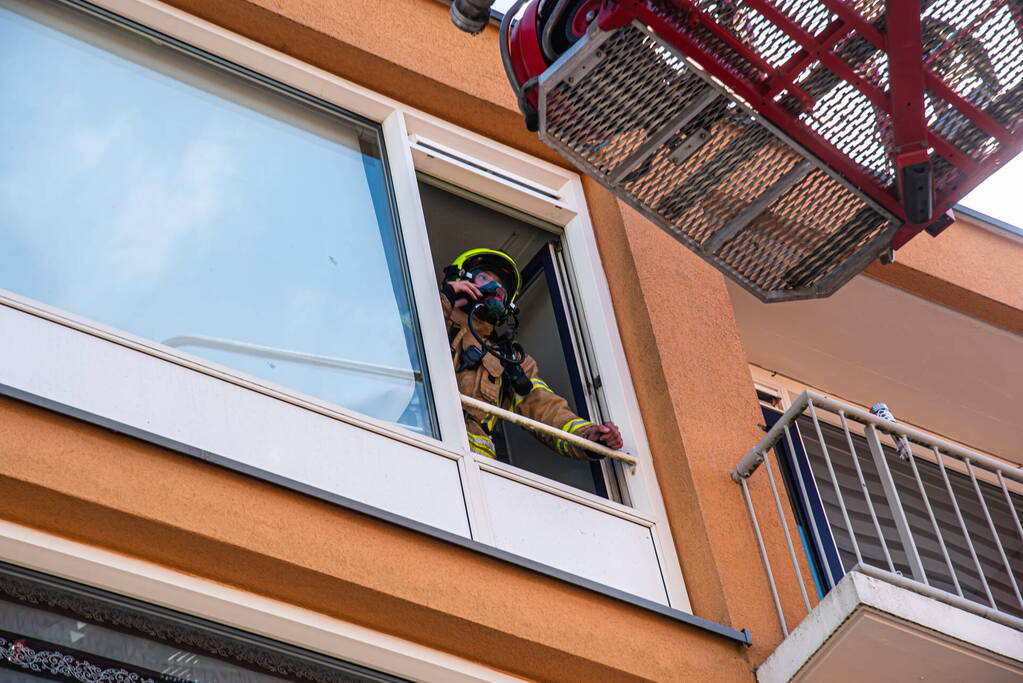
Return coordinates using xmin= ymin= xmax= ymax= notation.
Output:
xmin=733 ymin=390 xmax=1023 ymax=635
xmin=460 ymin=394 xmax=637 ymax=468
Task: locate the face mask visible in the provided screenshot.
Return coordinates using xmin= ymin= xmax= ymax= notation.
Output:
xmin=474 ymin=279 xmax=508 ymax=323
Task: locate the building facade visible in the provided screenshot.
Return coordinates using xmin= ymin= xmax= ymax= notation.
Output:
xmin=0 ymin=0 xmax=1019 ymax=680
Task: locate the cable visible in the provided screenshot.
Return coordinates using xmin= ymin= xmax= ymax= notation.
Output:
xmin=541 ymin=0 xmax=573 ymax=63
xmin=500 ymin=0 xmax=531 ymax=102
xmin=466 ymin=304 xmax=526 ymax=365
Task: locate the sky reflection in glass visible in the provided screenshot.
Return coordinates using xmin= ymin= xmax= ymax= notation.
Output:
xmin=0 ymin=0 xmax=434 ymax=435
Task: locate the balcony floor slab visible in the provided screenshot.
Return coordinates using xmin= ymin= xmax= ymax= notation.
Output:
xmin=756 ymin=570 xmax=1023 ymax=682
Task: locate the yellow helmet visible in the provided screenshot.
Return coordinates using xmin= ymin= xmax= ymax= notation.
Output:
xmin=449 ymin=248 xmax=521 ymax=303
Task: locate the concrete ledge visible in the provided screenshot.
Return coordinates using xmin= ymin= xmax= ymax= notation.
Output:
xmin=756 ymin=570 xmax=1023 ymax=682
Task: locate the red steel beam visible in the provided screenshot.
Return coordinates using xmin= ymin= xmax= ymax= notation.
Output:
xmin=886 ymin=0 xmax=928 ymax=156
xmin=741 ymin=0 xmax=892 ymax=113
xmin=744 ymin=0 xmax=984 ymax=176
xmin=643 ymin=1 xmax=985 ymax=210
xmin=922 ymin=0 xmax=1004 ymax=73
xmin=731 ymin=0 xmax=979 ymax=180
xmin=886 ymin=0 xmax=931 ymax=222
xmin=925 ymin=75 xmax=1013 ymax=146
xmin=896 ymin=109 xmax=1023 ymax=248
xmin=630 ymin=2 xmax=908 ymax=220
xmin=659 ymin=0 xmax=821 ymax=105
xmin=663 ymin=0 xmax=777 ymax=84
xmin=822 ymin=0 xmax=1014 ymax=144
xmin=765 ymin=17 xmax=852 ymax=100
xmin=615 ymin=0 xmax=1019 ymax=248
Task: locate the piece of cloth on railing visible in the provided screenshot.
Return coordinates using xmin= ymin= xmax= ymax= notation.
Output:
xmin=870 ymin=402 xmax=913 ymax=460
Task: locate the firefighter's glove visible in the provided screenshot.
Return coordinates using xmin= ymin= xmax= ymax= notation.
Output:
xmin=443 ymin=279 xmax=481 ymax=309
xmin=586 ymin=422 xmax=624 ymax=451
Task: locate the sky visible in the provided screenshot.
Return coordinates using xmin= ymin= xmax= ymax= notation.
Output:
xmin=959 ymin=155 xmax=1023 ymax=230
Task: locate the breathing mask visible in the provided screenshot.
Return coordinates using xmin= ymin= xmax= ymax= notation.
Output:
xmin=472 ymin=277 xmax=510 ymax=324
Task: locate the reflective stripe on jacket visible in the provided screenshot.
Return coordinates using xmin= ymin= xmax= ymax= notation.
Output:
xmin=442 ymin=294 xmax=595 ymax=460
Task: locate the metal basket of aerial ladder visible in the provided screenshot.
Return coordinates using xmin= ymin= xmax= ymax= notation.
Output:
xmin=451 ymin=0 xmax=1023 ymax=302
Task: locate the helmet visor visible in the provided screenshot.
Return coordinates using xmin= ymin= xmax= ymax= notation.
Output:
xmin=472 ymin=275 xmax=507 ymax=302
xmin=465 ymin=255 xmax=517 ymax=299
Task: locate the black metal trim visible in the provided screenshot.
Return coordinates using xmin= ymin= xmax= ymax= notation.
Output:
xmin=431 ymin=0 xmax=507 ymax=27
xmin=0 ymin=561 xmax=407 ymax=683
xmin=518 ymin=247 xmax=610 ymax=500
xmin=0 ymin=381 xmax=751 ymax=646
xmin=952 ymin=204 xmax=1023 ymax=240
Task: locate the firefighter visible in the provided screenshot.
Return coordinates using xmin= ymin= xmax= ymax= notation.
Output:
xmin=441 ymin=248 xmax=623 ymax=460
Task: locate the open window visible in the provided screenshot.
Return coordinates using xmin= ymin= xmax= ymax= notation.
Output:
xmin=418 ymin=176 xmax=625 ymax=499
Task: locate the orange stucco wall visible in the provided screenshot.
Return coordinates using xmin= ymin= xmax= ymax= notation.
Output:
xmin=585 ymin=189 xmax=818 ymax=662
xmin=866 ymin=216 xmax=1023 ymax=334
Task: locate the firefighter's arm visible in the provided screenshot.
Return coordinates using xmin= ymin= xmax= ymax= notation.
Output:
xmin=439 ymin=290 xmax=469 ymax=341
xmin=443 ymin=279 xmax=481 ymax=308
xmin=512 ymin=355 xmax=610 ymax=460
xmin=440 ymin=291 xmax=454 ymax=326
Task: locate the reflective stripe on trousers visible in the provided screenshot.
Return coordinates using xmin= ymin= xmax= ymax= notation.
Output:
xmin=467 ymin=432 xmax=497 ymax=459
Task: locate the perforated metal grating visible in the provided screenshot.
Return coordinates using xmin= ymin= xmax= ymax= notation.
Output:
xmin=539 ymin=23 xmax=895 ymax=301
xmin=524 ymin=0 xmax=1023 ymax=301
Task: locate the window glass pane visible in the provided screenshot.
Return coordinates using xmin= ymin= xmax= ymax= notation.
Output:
xmin=1 ymin=597 xmax=292 ymax=682
xmin=0 ymin=0 xmax=435 ymax=435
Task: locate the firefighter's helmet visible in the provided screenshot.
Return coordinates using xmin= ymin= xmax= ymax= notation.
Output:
xmin=448 ymin=248 xmax=522 ymax=304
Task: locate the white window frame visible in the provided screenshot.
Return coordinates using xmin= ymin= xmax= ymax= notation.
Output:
xmin=3 ymin=0 xmax=689 ymax=611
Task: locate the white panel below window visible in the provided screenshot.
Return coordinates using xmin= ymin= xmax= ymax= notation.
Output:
xmin=479 ymin=469 xmax=669 ymax=604
xmin=0 ymin=305 xmax=470 ymax=536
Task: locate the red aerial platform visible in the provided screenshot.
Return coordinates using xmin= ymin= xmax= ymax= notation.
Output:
xmin=464 ymin=0 xmax=1023 ymax=301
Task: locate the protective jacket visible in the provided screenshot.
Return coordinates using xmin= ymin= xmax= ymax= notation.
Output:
xmin=441 ymin=294 xmax=596 ymax=460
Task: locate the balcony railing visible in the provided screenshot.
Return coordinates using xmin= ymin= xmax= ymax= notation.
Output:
xmin=733 ymin=391 xmax=1023 ymax=635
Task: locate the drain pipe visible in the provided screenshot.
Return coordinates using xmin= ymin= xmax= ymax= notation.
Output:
xmin=450 ymin=0 xmax=498 ymax=34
